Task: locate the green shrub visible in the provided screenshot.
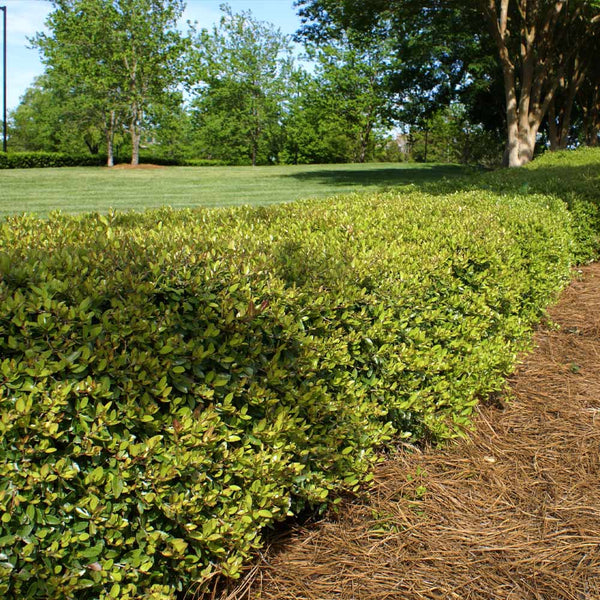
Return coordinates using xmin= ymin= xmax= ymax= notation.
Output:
xmin=0 ymin=151 xmax=228 ymax=169
xmin=0 ymin=152 xmax=107 ymax=169
xmin=0 ymin=191 xmax=573 ymax=598
xmin=478 ymin=147 xmax=600 ymax=262
xmin=179 ymin=158 xmax=229 ymax=167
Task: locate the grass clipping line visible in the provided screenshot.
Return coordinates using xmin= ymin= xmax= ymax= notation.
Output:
xmin=219 ymin=263 xmax=600 ymax=600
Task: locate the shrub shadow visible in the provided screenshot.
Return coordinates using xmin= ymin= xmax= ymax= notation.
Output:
xmin=284 ymin=164 xmax=471 ymax=189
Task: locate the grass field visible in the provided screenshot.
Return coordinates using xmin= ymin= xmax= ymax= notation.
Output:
xmin=0 ymin=162 xmax=470 ymax=217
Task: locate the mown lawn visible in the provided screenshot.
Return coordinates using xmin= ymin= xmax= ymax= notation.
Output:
xmin=0 ymin=162 xmax=470 ymax=217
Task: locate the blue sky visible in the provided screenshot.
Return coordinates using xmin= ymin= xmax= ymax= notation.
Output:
xmin=1 ymin=0 xmax=304 ymax=111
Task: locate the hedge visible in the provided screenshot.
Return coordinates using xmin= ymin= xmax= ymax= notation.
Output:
xmin=478 ymin=147 xmax=600 ymax=263
xmin=0 ymin=190 xmax=574 ymax=599
xmin=0 ymin=152 xmax=227 ymax=169
xmin=0 ymin=152 xmax=107 ymax=169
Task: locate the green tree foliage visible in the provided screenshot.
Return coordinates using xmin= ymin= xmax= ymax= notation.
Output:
xmin=190 ymin=5 xmax=294 ymax=166
xmin=409 ymin=104 xmax=504 ymax=167
xmin=296 ymin=0 xmax=600 ymax=166
xmin=33 ymin=0 xmax=187 ymax=166
xmin=296 ymin=1 xmax=505 ymax=161
xmin=282 ymin=40 xmax=392 ymax=164
xmin=9 ymin=75 xmax=104 ymax=155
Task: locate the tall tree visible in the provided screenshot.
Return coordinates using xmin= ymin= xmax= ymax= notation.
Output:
xmin=191 ymin=5 xmax=294 ymax=166
xmin=478 ymin=0 xmax=600 ymax=165
xmin=34 ymin=0 xmax=187 ymax=166
xmin=296 ymin=0 xmax=600 ymax=167
xmin=578 ymin=55 xmax=600 ymax=147
xmin=34 ymin=0 xmax=123 ymax=165
xmin=306 ymin=40 xmax=393 ymax=163
xmin=112 ymin=0 xmax=188 ymax=165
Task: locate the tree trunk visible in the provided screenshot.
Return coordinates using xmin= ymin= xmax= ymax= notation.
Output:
xmin=251 ymin=138 xmax=257 ymax=167
xmin=550 ymin=61 xmax=585 ymax=151
xmin=106 ymin=110 xmax=115 ymax=167
xmin=106 ymin=134 xmax=114 ymax=167
xmin=358 ymin=123 xmax=372 ymax=163
xmin=558 ymin=90 xmax=576 ymax=150
xmin=130 ymin=102 xmax=141 ymax=166
xmin=358 ymin=103 xmax=375 ymax=163
xmin=580 ymin=82 xmax=600 ymax=147
xmin=586 ymin=104 xmax=600 ymax=147
xmin=85 ymin=137 xmax=100 ymax=155
xmin=483 ymin=0 xmax=522 ymax=167
xmin=131 ymin=128 xmax=140 ymax=166
xmin=502 ymin=65 xmax=522 ymax=167
xmin=482 ymin=0 xmax=568 ymax=168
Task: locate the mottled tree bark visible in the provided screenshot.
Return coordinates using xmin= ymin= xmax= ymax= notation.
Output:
xmin=481 ymin=0 xmax=568 ymax=166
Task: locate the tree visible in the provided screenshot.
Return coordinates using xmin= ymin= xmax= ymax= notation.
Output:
xmin=9 ymin=74 xmax=107 ymax=154
xmin=34 ymin=0 xmax=187 ymax=166
xmin=190 ymin=5 xmax=294 ymax=166
xmin=112 ymin=0 xmax=188 ymax=165
xmin=296 ymin=1 xmax=507 ymax=161
xmin=306 ymin=40 xmax=393 ymax=163
xmin=478 ymin=0 xmax=600 ymax=166
xmin=409 ymin=104 xmax=504 ymax=166
xmin=296 ymin=0 xmax=600 ymax=167
xmin=281 ymin=66 xmax=362 ymax=164
xmin=577 ymin=56 xmax=600 ymax=146
xmin=548 ymin=7 xmax=600 ymax=149
xmin=33 ymin=0 xmax=123 ymax=165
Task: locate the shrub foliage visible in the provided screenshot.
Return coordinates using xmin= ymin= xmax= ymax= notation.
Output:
xmin=0 ymin=190 xmax=575 ymax=598
xmin=0 ymin=152 xmax=227 ymax=169
xmin=0 ymin=152 xmax=107 ymax=169
xmin=478 ymin=147 xmax=600 ymax=262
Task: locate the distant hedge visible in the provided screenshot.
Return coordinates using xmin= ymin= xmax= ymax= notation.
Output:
xmin=0 ymin=152 xmax=227 ymax=169
xmin=0 ymin=152 xmax=107 ymax=169
xmin=0 ymin=189 xmax=576 ymax=599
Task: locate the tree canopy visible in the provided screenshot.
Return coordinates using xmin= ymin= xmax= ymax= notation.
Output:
xmin=9 ymin=0 xmax=600 ymax=166
xmin=296 ymin=0 xmax=600 ymax=165
xmin=190 ymin=5 xmax=294 ymax=165
xmin=33 ymin=0 xmax=187 ymax=166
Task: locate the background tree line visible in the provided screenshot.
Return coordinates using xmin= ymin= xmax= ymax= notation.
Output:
xmin=6 ymin=0 xmax=600 ymax=167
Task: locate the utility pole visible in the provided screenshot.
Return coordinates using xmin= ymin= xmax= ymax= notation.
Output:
xmin=1 ymin=5 xmax=6 ymax=153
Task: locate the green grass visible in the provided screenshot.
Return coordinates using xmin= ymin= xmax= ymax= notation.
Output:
xmin=0 ymin=162 xmax=470 ymax=217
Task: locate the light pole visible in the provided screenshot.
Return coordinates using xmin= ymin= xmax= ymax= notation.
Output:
xmin=1 ymin=6 xmax=6 ymax=153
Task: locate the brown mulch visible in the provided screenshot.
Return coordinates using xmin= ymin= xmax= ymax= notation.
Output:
xmin=219 ymin=263 xmax=600 ymax=600
xmin=110 ymin=163 xmax=165 ymax=170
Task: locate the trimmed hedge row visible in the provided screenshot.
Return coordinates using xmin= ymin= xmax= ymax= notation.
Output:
xmin=0 ymin=152 xmax=107 ymax=169
xmin=0 ymin=152 xmax=227 ymax=169
xmin=0 ymin=191 xmax=574 ymax=599
xmin=479 ymin=147 xmax=600 ymax=262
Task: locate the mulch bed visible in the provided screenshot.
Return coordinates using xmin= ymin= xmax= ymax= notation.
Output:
xmin=215 ymin=263 xmax=600 ymax=600
xmin=110 ymin=163 xmax=165 ymax=170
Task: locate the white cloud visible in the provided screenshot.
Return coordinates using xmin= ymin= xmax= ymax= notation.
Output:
xmin=4 ymin=1 xmax=51 ymax=42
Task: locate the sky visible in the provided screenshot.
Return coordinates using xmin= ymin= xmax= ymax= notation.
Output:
xmin=1 ymin=0 xmax=305 ymax=111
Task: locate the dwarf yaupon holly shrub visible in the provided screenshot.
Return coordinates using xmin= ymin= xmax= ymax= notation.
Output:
xmin=477 ymin=147 xmax=600 ymax=263
xmin=0 ymin=190 xmax=573 ymax=599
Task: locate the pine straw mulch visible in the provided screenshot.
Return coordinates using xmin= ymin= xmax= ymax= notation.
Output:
xmin=110 ymin=163 xmax=165 ymax=170
xmin=217 ymin=263 xmax=600 ymax=600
